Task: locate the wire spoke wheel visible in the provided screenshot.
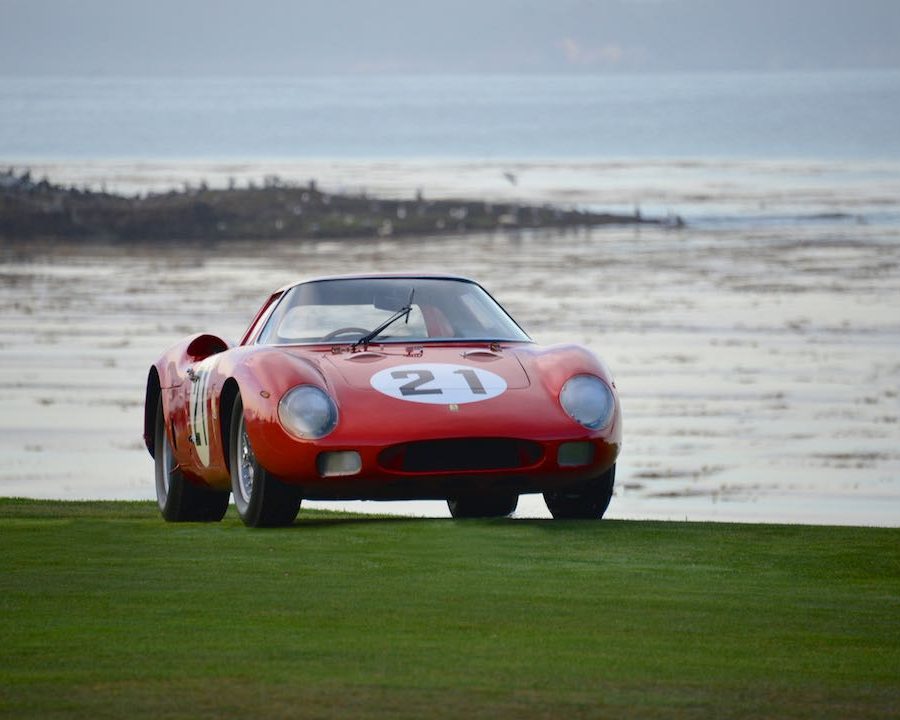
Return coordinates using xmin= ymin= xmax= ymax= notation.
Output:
xmin=237 ymin=416 xmax=256 ymax=505
xmin=154 ymin=394 xmax=229 ymax=522
xmin=229 ymin=393 xmax=302 ymax=527
xmin=158 ymin=413 xmax=175 ymax=497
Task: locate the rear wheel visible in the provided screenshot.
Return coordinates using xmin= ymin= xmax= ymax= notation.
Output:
xmin=544 ymin=464 xmax=616 ymax=519
xmin=229 ymin=393 xmax=302 ymax=527
xmin=448 ymin=493 xmax=518 ymax=519
xmin=154 ymin=396 xmax=229 ymax=522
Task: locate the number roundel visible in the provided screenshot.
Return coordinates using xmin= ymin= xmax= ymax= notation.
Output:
xmin=370 ymin=363 xmax=507 ymax=405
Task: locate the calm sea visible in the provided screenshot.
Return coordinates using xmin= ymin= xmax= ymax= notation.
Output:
xmin=1 ymin=70 xmax=899 ymax=160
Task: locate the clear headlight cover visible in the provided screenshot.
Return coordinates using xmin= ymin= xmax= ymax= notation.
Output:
xmin=278 ymin=385 xmax=338 ymax=439
xmin=559 ymin=374 xmax=615 ymax=430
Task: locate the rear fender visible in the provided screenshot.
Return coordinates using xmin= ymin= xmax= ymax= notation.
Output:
xmin=145 ymin=333 xmax=232 ymax=459
xmin=153 ymin=333 xmax=233 ymax=389
xmin=186 ymin=333 xmax=231 ymax=361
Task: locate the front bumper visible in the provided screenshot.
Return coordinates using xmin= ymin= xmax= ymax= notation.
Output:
xmin=257 ymin=433 xmax=619 ymax=500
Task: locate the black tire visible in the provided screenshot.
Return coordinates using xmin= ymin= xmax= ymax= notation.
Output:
xmin=154 ymin=396 xmax=229 ymax=522
xmin=544 ymin=464 xmax=616 ymax=520
xmin=447 ymin=492 xmax=518 ymax=519
xmin=229 ymin=393 xmax=302 ymax=527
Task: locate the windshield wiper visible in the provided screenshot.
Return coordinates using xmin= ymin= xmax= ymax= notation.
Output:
xmin=353 ymin=288 xmax=415 ymax=350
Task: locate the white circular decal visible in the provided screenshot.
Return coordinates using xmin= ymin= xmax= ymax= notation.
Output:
xmin=370 ymin=363 xmax=507 ymax=405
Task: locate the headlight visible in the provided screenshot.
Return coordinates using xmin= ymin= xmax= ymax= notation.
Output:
xmin=559 ymin=374 xmax=615 ymax=430
xmin=278 ymin=385 xmax=338 ymax=439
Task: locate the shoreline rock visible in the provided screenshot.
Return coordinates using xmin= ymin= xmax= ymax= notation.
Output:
xmin=0 ymin=169 xmax=679 ymax=242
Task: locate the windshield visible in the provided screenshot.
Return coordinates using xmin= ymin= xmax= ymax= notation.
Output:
xmin=256 ymin=277 xmax=530 ymax=346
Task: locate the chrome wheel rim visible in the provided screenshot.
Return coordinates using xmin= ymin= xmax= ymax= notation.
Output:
xmin=160 ymin=426 xmax=174 ymax=495
xmin=155 ymin=402 xmax=176 ymax=510
xmin=237 ymin=416 xmax=255 ymax=504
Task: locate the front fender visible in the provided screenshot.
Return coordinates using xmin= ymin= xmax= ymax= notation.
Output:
xmin=516 ymin=343 xmax=622 ymax=448
xmin=226 ymin=348 xmax=332 ymax=470
xmin=517 ymin=344 xmax=615 ymax=393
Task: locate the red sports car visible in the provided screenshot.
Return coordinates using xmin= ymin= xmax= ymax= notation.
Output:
xmin=144 ymin=274 xmax=621 ymax=526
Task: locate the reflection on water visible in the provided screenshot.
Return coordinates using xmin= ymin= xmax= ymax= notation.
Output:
xmin=1 ymin=222 xmax=899 ymax=526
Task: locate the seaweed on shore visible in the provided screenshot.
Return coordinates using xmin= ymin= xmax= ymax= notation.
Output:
xmin=0 ymin=169 xmax=677 ymax=242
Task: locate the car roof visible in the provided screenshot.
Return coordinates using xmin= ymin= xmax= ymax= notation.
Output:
xmin=275 ymin=273 xmax=478 ymax=294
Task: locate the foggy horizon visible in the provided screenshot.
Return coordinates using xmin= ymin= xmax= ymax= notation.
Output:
xmin=2 ymin=0 xmax=899 ymax=77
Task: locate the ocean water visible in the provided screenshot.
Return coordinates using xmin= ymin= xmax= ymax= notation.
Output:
xmin=2 ymin=71 xmax=900 ymax=161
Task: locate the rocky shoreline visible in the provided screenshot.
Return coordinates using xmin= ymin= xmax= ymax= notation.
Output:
xmin=1 ymin=170 xmax=675 ymax=242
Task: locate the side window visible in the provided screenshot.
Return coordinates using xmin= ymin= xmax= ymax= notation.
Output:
xmin=256 ymin=291 xmax=296 ymax=345
xmin=242 ymin=292 xmax=284 ymax=345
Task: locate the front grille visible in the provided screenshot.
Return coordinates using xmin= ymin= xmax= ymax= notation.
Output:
xmin=378 ymin=438 xmax=543 ymax=473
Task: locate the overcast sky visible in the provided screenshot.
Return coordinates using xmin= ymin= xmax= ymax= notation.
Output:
xmin=2 ymin=0 xmax=899 ymax=76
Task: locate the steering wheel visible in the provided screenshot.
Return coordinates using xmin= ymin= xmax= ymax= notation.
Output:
xmin=322 ymin=326 xmax=370 ymax=340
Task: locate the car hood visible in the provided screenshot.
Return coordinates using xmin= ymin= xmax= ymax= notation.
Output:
xmin=322 ymin=344 xmax=531 ymax=391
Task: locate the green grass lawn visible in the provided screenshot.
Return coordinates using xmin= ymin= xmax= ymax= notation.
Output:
xmin=1 ymin=499 xmax=898 ymax=719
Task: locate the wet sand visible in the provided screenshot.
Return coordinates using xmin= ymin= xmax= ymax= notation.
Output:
xmin=2 ymin=217 xmax=897 ymax=526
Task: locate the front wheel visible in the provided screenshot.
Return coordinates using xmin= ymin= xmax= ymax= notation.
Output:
xmin=448 ymin=493 xmax=518 ymax=519
xmin=544 ymin=464 xmax=616 ymax=519
xmin=229 ymin=393 xmax=302 ymax=527
xmin=154 ymin=396 xmax=229 ymax=522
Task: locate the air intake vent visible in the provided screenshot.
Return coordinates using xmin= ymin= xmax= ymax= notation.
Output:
xmin=379 ymin=438 xmax=543 ymax=473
